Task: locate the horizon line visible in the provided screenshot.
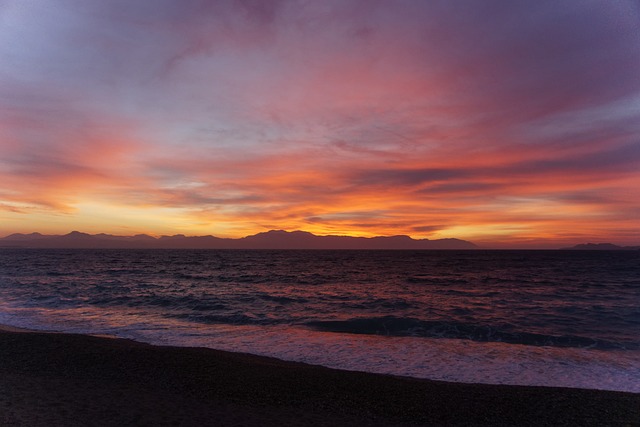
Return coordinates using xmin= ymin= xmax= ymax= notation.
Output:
xmin=1 ymin=229 xmax=638 ymax=250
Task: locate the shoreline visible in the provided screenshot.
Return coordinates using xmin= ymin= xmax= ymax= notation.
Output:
xmin=0 ymin=327 xmax=638 ymax=426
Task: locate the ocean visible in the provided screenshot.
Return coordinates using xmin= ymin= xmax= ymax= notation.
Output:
xmin=0 ymin=249 xmax=638 ymax=392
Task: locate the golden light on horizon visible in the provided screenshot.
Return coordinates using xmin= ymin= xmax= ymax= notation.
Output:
xmin=0 ymin=1 xmax=638 ymax=248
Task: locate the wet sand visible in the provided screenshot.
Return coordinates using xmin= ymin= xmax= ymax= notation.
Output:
xmin=0 ymin=328 xmax=638 ymax=426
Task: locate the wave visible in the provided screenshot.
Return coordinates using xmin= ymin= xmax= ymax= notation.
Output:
xmin=304 ymin=316 xmax=636 ymax=350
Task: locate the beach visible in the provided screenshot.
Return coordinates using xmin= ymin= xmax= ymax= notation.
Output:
xmin=0 ymin=327 xmax=638 ymax=426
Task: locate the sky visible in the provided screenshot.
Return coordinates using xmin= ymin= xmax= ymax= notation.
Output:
xmin=1 ymin=0 xmax=639 ymax=248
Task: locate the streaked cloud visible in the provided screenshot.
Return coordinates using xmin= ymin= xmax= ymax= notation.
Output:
xmin=1 ymin=0 xmax=639 ymax=247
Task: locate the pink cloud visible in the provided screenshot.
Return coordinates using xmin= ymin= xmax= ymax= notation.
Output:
xmin=1 ymin=1 xmax=639 ymax=246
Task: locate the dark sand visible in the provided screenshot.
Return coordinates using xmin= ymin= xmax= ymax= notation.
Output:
xmin=0 ymin=329 xmax=638 ymax=426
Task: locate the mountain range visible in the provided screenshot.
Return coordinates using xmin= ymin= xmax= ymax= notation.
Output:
xmin=0 ymin=230 xmax=478 ymax=250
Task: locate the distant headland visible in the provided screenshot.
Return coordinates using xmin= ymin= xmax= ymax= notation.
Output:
xmin=560 ymin=243 xmax=640 ymax=251
xmin=0 ymin=230 xmax=478 ymax=250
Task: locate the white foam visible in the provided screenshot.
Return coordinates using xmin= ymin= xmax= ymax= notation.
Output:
xmin=173 ymin=324 xmax=640 ymax=393
xmin=1 ymin=305 xmax=638 ymax=393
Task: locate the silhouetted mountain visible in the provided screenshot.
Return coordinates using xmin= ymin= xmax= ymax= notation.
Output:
xmin=239 ymin=230 xmax=477 ymax=249
xmin=0 ymin=230 xmax=478 ymax=249
xmin=561 ymin=243 xmax=640 ymax=250
xmin=2 ymin=232 xmax=48 ymax=240
xmin=27 ymin=231 xmax=116 ymax=249
xmin=95 ymin=233 xmax=157 ymax=242
xmin=155 ymin=235 xmax=232 ymax=249
xmin=131 ymin=234 xmax=156 ymax=241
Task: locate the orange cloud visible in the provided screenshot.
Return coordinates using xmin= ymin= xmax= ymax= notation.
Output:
xmin=1 ymin=1 xmax=639 ymax=247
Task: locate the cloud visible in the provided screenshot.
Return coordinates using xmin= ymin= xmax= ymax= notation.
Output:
xmin=1 ymin=0 xmax=639 ymax=245
xmin=351 ymin=168 xmax=468 ymax=187
xmin=0 ymin=202 xmax=27 ymax=214
xmin=510 ymin=142 xmax=640 ymax=176
xmin=412 ymin=225 xmax=444 ymax=233
xmin=0 ymin=86 xmax=148 ymax=210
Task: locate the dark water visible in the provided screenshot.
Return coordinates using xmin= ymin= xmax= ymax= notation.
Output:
xmin=1 ymin=249 xmax=638 ymax=391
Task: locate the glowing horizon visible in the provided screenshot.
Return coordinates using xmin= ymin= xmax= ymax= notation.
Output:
xmin=1 ymin=1 xmax=639 ymax=249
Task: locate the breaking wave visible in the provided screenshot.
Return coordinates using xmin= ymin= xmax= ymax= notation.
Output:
xmin=305 ymin=316 xmax=637 ymax=350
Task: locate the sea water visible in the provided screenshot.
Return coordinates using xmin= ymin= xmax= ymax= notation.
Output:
xmin=0 ymin=249 xmax=638 ymax=392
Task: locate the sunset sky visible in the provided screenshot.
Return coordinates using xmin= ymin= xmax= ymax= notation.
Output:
xmin=1 ymin=0 xmax=639 ymax=248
